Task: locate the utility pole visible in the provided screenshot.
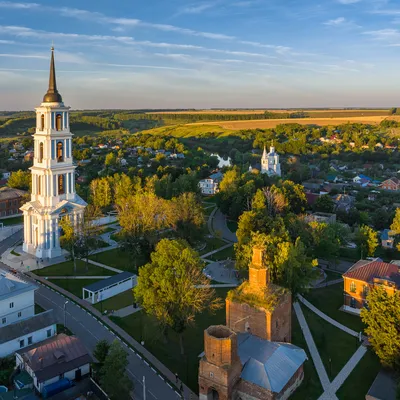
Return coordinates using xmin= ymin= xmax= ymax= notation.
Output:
xmin=63 ymin=301 xmax=69 ymax=330
xmin=143 ymin=376 xmax=146 ymax=400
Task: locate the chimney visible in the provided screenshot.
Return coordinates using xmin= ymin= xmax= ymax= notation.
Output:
xmin=249 ymin=246 xmax=270 ymax=289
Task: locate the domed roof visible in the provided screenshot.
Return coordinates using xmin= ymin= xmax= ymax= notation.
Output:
xmin=43 ymin=47 xmax=63 ymax=103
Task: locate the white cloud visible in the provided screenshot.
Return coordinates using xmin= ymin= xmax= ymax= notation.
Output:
xmin=177 ymin=3 xmax=214 ymax=15
xmin=0 ymin=53 xmax=46 ymax=58
xmin=363 ymin=28 xmax=400 ymax=39
xmin=324 ymin=17 xmax=346 ymax=26
xmin=0 ymin=1 xmax=39 ymax=9
xmin=337 ymin=0 xmax=361 ymax=4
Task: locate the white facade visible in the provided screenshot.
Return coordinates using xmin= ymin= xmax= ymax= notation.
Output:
xmin=199 ymin=178 xmax=219 ymax=195
xmin=16 ymin=354 xmax=90 ymax=393
xmin=21 ymin=48 xmax=86 ymax=259
xmin=0 ymin=290 xmax=35 ymax=327
xmin=0 ymin=324 xmax=56 ymax=358
xmin=261 ymin=145 xmax=281 ymax=177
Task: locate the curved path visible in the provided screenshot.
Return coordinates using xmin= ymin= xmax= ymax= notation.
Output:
xmin=209 ymin=209 xmax=237 ymax=243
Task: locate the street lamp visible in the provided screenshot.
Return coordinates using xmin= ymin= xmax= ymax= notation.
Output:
xmin=63 ymin=301 xmax=69 ymax=331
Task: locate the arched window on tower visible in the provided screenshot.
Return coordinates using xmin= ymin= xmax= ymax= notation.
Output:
xmin=56 ymin=114 xmax=62 ymax=131
xmin=58 ymin=175 xmax=65 ymax=195
xmin=40 ymin=114 xmax=45 ymax=131
xmin=57 ymin=142 xmax=64 ymax=162
xmin=38 ymin=142 xmax=44 ymax=163
xmin=37 ymin=176 xmax=41 ymax=195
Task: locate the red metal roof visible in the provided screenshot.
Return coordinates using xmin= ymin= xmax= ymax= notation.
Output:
xmin=343 ymin=260 xmax=400 ymax=286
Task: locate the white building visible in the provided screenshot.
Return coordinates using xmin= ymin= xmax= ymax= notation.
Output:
xmin=16 ymin=333 xmax=92 ymax=393
xmin=199 ymin=171 xmax=224 ymax=195
xmin=261 ymin=144 xmax=281 ymax=177
xmin=0 ymin=270 xmax=57 ymax=357
xmin=21 ymin=48 xmax=86 ymax=259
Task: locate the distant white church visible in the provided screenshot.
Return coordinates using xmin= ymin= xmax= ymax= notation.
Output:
xmin=21 ymin=48 xmax=86 ymax=259
xmin=261 ymin=144 xmax=281 ymax=177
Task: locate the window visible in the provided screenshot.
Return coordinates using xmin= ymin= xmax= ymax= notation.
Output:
xmin=58 ymin=175 xmax=65 ymax=195
xmin=38 ymin=142 xmax=43 ymax=163
xmin=19 ymin=339 xmax=25 ymax=348
xmin=276 ymin=320 xmax=279 ymax=329
xmin=28 ymin=336 xmax=32 ymax=345
xmin=40 ymin=114 xmax=45 ymax=131
xmin=56 ymin=114 xmax=62 ymax=131
xmin=209 ymin=372 xmax=214 ymax=378
xmin=37 ymin=176 xmax=41 ymax=196
xmin=363 ymin=285 xmax=369 ymax=297
xmin=9 ymin=302 xmax=14 ymax=308
xmin=47 ymin=329 xmax=52 ymax=338
xmin=350 ymin=297 xmax=356 ymax=308
xmin=18 ymin=312 xmax=22 ymax=318
xmin=2 ymin=317 xmax=6 ymax=324
xmin=349 ymin=281 xmax=356 ymax=293
xmin=57 ymin=142 xmax=64 ymax=162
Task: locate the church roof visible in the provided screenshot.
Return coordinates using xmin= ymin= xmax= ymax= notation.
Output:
xmin=0 ymin=187 xmax=27 ymax=201
xmin=237 ymin=333 xmax=307 ymax=393
xmin=43 ymin=47 xmax=63 ymax=103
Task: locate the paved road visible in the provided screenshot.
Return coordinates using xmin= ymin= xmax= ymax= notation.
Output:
xmin=211 ymin=209 xmax=237 ymax=243
xmin=0 ymin=231 xmax=181 ymax=400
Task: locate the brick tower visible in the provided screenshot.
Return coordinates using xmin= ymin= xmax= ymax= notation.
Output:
xmin=199 ymin=325 xmax=242 ymax=400
xmin=226 ymin=246 xmax=292 ymax=342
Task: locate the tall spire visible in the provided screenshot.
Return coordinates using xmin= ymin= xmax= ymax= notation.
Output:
xmin=262 ymin=145 xmax=267 ymax=159
xmin=43 ymin=46 xmax=63 ymax=103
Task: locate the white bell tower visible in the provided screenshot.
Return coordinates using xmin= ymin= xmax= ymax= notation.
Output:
xmin=21 ymin=47 xmax=86 ymax=259
xmin=261 ymin=142 xmax=281 ymax=177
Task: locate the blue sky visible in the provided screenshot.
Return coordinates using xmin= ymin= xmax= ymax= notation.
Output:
xmin=0 ymin=0 xmax=400 ymax=109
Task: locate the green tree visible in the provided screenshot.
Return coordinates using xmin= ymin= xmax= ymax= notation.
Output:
xmin=104 ymin=152 xmax=117 ymax=167
xmin=356 ymin=225 xmax=379 ymax=257
xmin=135 ymin=239 xmax=221 ymax=354
xmin=7 ymin=170 xmax=31 ymax=191
xmin=361 ymin=286 xmax=400 ymax=371
xmin=390 ymin=208 xmax=400 ymax=251
xmin=271 ymin=180 xmax=307 ymax=214
xmin=93 ymin=339 xmax=110 ymax=377
xmin=100 ymin=340 xmax=133 ymax=400
xmin=59 ymin=217 xmax=79 ymax=274
xmin=314 ymin=195 xmax=335 ymax=213
xmin=90 ymin=178 xmax=112 ymax=209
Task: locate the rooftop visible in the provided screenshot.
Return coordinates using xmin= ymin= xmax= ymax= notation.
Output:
xmin=0 ymin=270 xmax=37 ymax=302
xmin=83 ymin=271 xmax=135 ymax=293
xmin=343 ymin=260 xmax=400 ymax=287
xmin=0 ymin=187 xmax=27 ymax=201
xmin=237 ymin=333 xmax=307 ymax=393
xmin=0 ymin=309 xmax=57 ymax=344
xmin=367 ymin=369 xmax=397 ymax=400
xmin=17 ymin=334 xmax=92 ymax=383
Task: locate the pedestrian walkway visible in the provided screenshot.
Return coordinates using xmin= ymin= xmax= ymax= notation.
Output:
xmin=200 ymin=243 xmax=233 ymax=259
xmin=314 ymin=278 xmax=343 ymax=289
xmin=112 ymin=304 xmax=142 ymax=318
xmin=298 ymin=295 xmax=359 ymax=337
xmin=293 ymin=302 xmax=331 ymax=391
xmin=83 ymin=258 xmax=123 ymax=273
xmin=45 ymin=275 xmax=112 ymax=280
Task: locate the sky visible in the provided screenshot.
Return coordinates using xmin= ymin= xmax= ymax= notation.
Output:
xmin=0 ymin=0 xmax=400 ymax=110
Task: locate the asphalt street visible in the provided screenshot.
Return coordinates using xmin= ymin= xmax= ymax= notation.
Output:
xmin=0 ymin=230 xmax=181 ymax=400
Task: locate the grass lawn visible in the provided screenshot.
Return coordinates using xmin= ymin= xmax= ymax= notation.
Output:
xmin=110 ymin=288 xmax=229 ymax=392
xmin=0 ymin=216 xmax=23 ymax=225
xmin=199 ymin=236 xmax=227 ymax=255
xmin=291 ymin=309 xmax=323 ymax=400
xmin=102 ymin=227 xmax=116 ymax=234
xmin=203 ymin=206 xmax=215 ymax=217
xmin=301 ymin=304 xmax=358 ymax=380
xmin=34 ymin=259 xmax=116 ymax=277
xmin=48 ymin=278 xmax=100 ymax=299
xmin=34 ymin=304 xmax=45 ymax=314
xmin=226 ymin=220 xmax=238 ymax=233
xmin=336 ymin=349 xmax=381 ymax=400
xmin=89 ymin=248 xmax=149 ymax=272
xmin=208 ymin=245 xmax=235 ymax=261
xmin=323 ymin=269 xmax=343 ymax=282
xmin=94 ymin=289 xmax=135 ymax=313
xmin=303 ymin=283 xmax=365 ymax=333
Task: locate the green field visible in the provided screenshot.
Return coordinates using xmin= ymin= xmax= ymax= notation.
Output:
xmin=208 ymin=245 xmax=235 ymax=261
xmin=0 ymin=216 xmax=23 ymax=226
xmin=199 ymin=236 xmax=227 ymax=255
xmin=89 ymin=248 xmax=148 ymax=272
xmin=110 ymin=288 xmax=229 ymax=391
xmin=291 ymin=310 xmax=323 ymax=400
xmin=94 ymin=289 xmax=135 ymax=313
xmin=301 ymin=304 xmax=358 ymax=379
xmin=303 ymin=283 xmax=365 ymax=333
xmin=34 ymin=259 xmax=116 ymax=277
xmin=48 ymin=278 xmax=100 ymax=299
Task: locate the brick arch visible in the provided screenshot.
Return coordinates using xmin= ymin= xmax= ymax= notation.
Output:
xmin=207 ymin=387 xmax=220 ymax=400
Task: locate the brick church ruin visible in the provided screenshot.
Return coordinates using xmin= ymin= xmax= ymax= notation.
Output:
xmin=199 ymin=247 xmax=307 ymax=400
